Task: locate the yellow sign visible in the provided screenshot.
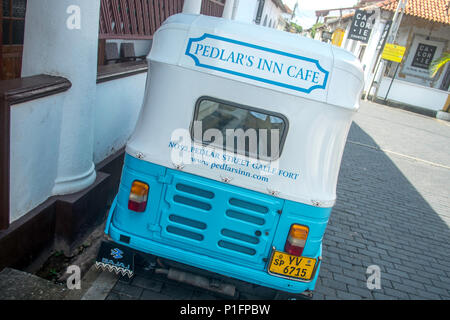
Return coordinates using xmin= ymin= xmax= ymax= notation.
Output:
xmin=331 ymin=28 xmax=345 ymax=47
xmin=382 ymin=43 xmax=406 ymax=63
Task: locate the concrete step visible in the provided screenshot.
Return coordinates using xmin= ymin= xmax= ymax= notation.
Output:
xmin=0 ymin=268 xmax=68 ymax=300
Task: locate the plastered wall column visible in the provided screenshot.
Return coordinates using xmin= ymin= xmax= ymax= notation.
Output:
xmin=232 ymin=0 xmax=258 ymax=24
xmin=222 ymin=0 xmax=234 ymax=19
xmin=183 ymin=0 xmax=202 ymax=14
xmin=21 ymin=0 xmax=99 ymax=195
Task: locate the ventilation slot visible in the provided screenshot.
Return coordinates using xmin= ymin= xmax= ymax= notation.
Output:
xmin=166 ymin=226 xmax=204 ymax=241
xmin=169 ymin=215 xmax=207 ymax=230
xmin=221 ymin=229 xmax=259 ymax=245
xmin=174 ymin=195 xmax=212 ymax=211
xmin=176 ymin=183 xmax=214 ymax=199
xmin=218 ymin=240 xmax=256 ymax=256
xmin=226 ymin=210 xmax=265 ymax=226
xmin=229 ymin=198 xmax=268 ymax=213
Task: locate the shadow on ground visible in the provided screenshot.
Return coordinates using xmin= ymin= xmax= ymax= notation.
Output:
xmin=105 ymin=122 xmax=450 ymax=300
xmin=313 ymin=123 xmax=450 ymax=300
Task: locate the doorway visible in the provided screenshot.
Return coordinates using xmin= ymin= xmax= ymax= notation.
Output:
xmin=0 ymin=0 xmax=26 ymax=80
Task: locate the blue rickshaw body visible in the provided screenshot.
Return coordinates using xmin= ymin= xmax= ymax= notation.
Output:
xmin=104 ymin=153 xmax=332 ymax=293
xmin=99 ymin=13 xmax=364 ymax=295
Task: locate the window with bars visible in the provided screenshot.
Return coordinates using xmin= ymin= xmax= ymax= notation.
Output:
xmin=2 ymin=0 xmax=27 ymax=45
xmin=99 ymin=0 xmax=224 ymax=40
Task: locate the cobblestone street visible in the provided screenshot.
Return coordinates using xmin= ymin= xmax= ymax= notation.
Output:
xmin=105 ymin=101 xmax=450 ymax=300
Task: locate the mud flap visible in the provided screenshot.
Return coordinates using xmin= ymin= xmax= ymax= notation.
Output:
xmin=95 ymin=241 xmax=135 ymax=278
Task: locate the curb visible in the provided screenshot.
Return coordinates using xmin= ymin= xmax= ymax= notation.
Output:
xmin=64 ymin=264 xmax=119 ymax=300
xmin=436 ymin=111 xmax=450 ymax=121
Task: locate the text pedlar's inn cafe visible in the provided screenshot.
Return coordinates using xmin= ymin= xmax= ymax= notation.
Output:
xmin=327 ymin=0 xmax=450 ymax=114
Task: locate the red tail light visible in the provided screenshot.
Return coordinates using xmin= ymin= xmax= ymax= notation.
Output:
xmin=284 ymin=224 xmax=309 ymax=256
xmin=128 ymin=180 xmax=149 ymax=212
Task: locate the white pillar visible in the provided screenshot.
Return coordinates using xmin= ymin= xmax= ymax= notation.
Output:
xmin=183 ymin=0 xmax=202 ymax=14
xmin=21 ymin=0 xmax=99 ymax=195
xmin=232 ymin=0 xmax=258 ymax=24
xmin=222 ymin=0 xmax=234 ymax=19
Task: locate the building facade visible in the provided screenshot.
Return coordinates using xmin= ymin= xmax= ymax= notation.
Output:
xmin=0 ymin=0 xmax=226 ymax=270
xmin=314 ymin=0 xmax=449 ymax=114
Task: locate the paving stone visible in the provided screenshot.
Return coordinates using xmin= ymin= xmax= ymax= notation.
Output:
xmin=321 ymin=278 xmax=348 ymax=292
xmin=112 ymin=281 xmax=143 ymax=299
xmin=392 ymin=282 xmax=419 ymax=296
xmin=191 ymin=290 xmax=220 ymax=300
xmin=140 ymin=289 xmax=173 ymax=300
xmin=333 ymin=273 xmax=360 ymax=287
xmin=411 ymin=290 xmax=441 ymax=300
xmin=131 ymin=276 xmax=164 ymax=292
xmin=107 ymin=291 xmax=135 ymax=300
xmin=347 ymin=285 xmax=374 ymax=299
xmin=239 ymin=292 xmax=268 ymax=300
xmin=311 ymin=292 xmax=325 ymax=300
xmin=372 ymin=292 xmax=396 ymax=300
xmin=336 ymin=290 xmax=363 ymax=300
xmin=313 ymin=283 xmax=337 ymax=298
xmin=105 ymin=292 xmax=121 ymax=300
xmin=423 ymin=285 xmax=450 ymax=298
xmin=386 ymin=268 xmax=410 ymax=279
xmin=382 ymin=287 xmax=410 ymax=299
xmin=160 ymin=283 xmax=194 ymax=299
xmin=400 ymin=278 xmax=426 ymax=291
xmin=324 ymin=295 xmax=340 ymax=300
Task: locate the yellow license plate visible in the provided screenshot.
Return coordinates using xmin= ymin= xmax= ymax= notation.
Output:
xmin=268 ymin=250 xmax=317 ymax=280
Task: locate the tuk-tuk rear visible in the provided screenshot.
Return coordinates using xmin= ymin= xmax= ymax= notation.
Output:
xmin=96 ymin=13 xmax=364 ymax=297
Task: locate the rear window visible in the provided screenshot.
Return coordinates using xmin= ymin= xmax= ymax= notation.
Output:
xmin=191 ymin=97 xmax=288 ymax=160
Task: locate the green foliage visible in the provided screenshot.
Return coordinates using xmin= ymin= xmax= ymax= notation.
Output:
xmin=429 ymin=52 xmax=450 ymax=78
xmin=286 ymin=22 xmax=303 ymax=34
xmin=310 ymin=22 xmax=324 ymax=38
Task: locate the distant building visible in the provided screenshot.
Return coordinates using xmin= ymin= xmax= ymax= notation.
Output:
xmin=229 ymin=0 xmax=291 ymax=30
xmin=313 ymin=0 xmax=450 ymax=115
xmin=258 ymin=0 xmax=292 ymax=30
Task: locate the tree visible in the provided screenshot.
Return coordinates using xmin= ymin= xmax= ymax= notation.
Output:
xmin=429 ymin=52 xmax=450 ymax=114
xmin=429 ymin=52 xmax=450 ymax=78
xmin=286 ymin=21 xmax=303 ymax=34
xmin=310 ymin=22 xmax=324 ymax=38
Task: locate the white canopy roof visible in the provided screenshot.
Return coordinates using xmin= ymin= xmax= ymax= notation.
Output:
xmin=127 ymin=14 xmax=365 ymax=207
xmin=150 ymin=13 xmax=364 ymax=110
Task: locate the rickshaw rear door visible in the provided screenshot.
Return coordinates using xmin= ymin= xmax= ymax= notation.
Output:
xmin=158 ymin=169 xmax=283 ymax=269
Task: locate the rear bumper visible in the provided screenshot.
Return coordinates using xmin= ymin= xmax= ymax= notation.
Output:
xmin=106 ymin=200 xmax=321 ymax=294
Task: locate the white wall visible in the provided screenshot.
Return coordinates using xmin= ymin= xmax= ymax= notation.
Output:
xmin=94 ymin=73 xmax=147 ymax=164
xmin=260 ymin=0 xmax=284 ymax=29
xmin=9 ymin=72 xmax=147 ymax=224
xmin=360 ymin=18 xmax=386 ymax=87
xmin=233 ymin=0 xmax=258 ymax=24
xmin=9 ymin=94 xmax=66 ymax=223
xmin=21 ymin=0 xmax=100 ymax=196
xmin=10 ymin=0 xmax=147 ymax=224
xmin=377 ymin=76 xmax=448 ymax=111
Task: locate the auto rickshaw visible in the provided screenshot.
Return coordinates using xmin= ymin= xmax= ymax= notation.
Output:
xmin=96 ymin=13 xmax=364 ymax=298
